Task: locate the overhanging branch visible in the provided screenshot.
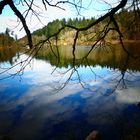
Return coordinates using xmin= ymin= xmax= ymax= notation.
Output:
xmin=0 ymin=0 xmax=33 ymax=49
xmin=8 ymin=0 xmax=33 ymax=49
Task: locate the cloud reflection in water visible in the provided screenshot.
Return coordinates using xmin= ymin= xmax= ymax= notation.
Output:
xmin=0 ymin=57 xmax=140 ymax=140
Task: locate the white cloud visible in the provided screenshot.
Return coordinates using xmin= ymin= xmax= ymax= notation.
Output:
xmin=0 ymin=16 xmax=15 ymax=33
xmin=0 ymin=0 xmax=123 ymax=38
xmin=0 ymin=15 xmax=26 ymax=38
xmin=0 ymin=0 xmax=75 ymax=38
xmin=116 ymin=87 xmax=140 ymax=104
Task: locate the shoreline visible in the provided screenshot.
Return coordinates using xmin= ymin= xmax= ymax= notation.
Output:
xmin=109 ymin=39 xmax=140 ymax=44
xmin=60 ymin=39 xmax=140 ymax=46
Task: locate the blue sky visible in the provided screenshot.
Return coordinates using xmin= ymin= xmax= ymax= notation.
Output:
xmin=0 ymin=0 xmax=117 ymax=38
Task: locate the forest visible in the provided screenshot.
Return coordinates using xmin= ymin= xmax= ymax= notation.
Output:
xmin=0 ymin=28 xmax=15 ymax=47
xmin=31 ymin=9 xmax=140 ymax=45
xmin=0 ymin=9 xmax=140 ymax=47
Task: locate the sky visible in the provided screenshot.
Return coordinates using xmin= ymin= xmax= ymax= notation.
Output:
xmin=0 ymin=0 xmax=119 ymax=38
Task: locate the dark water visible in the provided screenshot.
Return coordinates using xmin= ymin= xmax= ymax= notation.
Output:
xmin=0 ymin=44 xmax=140 ymax=140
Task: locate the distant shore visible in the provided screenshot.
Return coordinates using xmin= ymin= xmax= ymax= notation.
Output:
xmin=74 ymin=40 xmax=140 ymax=46
xmin=2 ymin=38 xmax=140 ymax=48
xmin=109 ymin=39 xmax=140 ymax=44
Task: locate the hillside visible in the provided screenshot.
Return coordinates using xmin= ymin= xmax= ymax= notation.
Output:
xmin=0 ymin=33 xmax=15 ymax=47
xmin=20 ymin=10 xmax=140 ymax=46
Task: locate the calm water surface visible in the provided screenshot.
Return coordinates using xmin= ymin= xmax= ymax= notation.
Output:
xmin=0 ymin=44 xmax=140 ymax=140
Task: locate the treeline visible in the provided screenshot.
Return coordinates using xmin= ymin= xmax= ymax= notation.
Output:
xmin=0 ymin=28 xmax=16 ymax=47
xmin=33 ymin=17 xmax=95 ymax=37
xmin=116 ymin=10 xmax=140 ymax=40
xmin=31 ymin=10 xmax=140 ymax=45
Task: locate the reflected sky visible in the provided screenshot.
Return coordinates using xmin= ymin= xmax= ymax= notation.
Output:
xmin=0 ymin=53 xmax=140 ymax=140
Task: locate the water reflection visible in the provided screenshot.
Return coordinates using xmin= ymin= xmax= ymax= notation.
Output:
xmin=0 ymin=46 xmax=19 ymax=65
xmin=0 ymin=44 xmax=140 ymax=140
xmin=35 ymin=43 xmax=140 ymax=71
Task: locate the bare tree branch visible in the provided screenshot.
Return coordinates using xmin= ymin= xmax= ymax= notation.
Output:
xmin=0 ymin=0 xmax=33 ymax=49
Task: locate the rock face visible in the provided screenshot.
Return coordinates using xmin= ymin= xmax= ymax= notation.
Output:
xmin=85 ymin=130 xmax=101 ymax=140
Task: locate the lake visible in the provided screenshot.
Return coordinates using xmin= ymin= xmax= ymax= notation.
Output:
xmin=0 ymin=43 xmax=140 ymax=140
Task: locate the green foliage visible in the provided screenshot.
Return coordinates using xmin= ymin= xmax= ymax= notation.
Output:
xmin=32 ymin=10 xmax=140 ymax=44
xmin=116 ymin=9 xmax=140 ymax=39
xmin=33 ymin=17 xmax=96 ymax=37
xmin=0 ymin=28 xmax=16 ymax=47
xmin=0 ymin=33 xmax=14 ymax=46
xmin=33 ymin=19 xmax=66 ymax=37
